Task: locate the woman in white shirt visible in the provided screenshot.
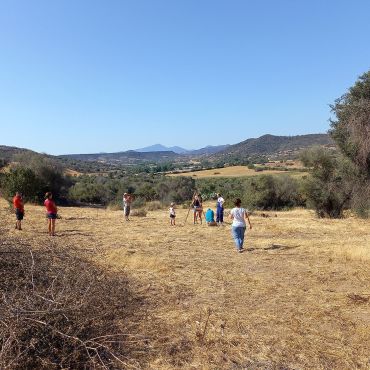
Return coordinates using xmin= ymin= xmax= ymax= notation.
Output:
xmin=229 ymin=198 xmax=252 ymax=253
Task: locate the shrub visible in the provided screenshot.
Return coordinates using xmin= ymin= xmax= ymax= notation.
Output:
xmin=301 ymin=147 xmax=355 ymax=218
xmin=136 ymin=184 xmax=158 ymax=201
xmin=0 ymin=167 xmax=41 ymax=203
xmin=69 ymin=182 xmax=107 ymax=204
xmin=196 ymin=175 xmax=304 ymax=211
xmin=132 ymin=197 xmax=146 ymax=208
xmin=0 ymin=158 xmax=8 ymax=170
xmin=146 ymin=201 xmax=162 ymax=211
xmin=13 ymin=153 xmax=69 ymax=200
xmin=131 ymin=208 xmax=147 ymax=217
xmin=107 ymin=202 xmax=122 ymax=211
xmin=246 ymin=175 xmax=303 ymax=210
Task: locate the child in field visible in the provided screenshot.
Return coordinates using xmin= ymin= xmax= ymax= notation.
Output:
xmin=44 ymin=192 xmax=58 ymax=236
xmin=205 ymin=208 xmax=217 ymax=226
xmin=13 ymin=192 xmax=24 ymax=230
xmin=169 ymin=202 xmax=176 ymax=225
xmin=229 ymin=198 xmax=252 ymax=253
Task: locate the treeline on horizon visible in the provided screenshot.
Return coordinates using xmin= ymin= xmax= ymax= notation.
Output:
xmin=1 ymin=71 xmax=369 ymax=218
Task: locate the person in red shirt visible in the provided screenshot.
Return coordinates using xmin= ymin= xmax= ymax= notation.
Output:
xmin=13 ymin=192 xmax=24 ymax=230
xmin=44 ymin=192 xmax=58 ymax=236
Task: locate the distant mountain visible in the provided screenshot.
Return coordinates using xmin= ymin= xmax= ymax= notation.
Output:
xmin=136 ymin=143 xmax=230 ymax=156
xmin=210 ymin=134 xmax=334 ymax=160
xmin=187 ymin=144 xmax=230 ymax=156
xmin=135 ymin=144 xmax=189 ymax=154
xmin=1 ymin=133 xmax=335 ymax=169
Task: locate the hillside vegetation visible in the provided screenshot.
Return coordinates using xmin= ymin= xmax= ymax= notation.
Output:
xmin=1 ymin=199 xmax=369 ymax=369
xmin=1 ymin=133 xmax=334 ymax=176
xmin=0 ymin=145 xmax=39 ymax=161
xmin=58 ymin=150 xmax=182 ymax=164
xmin=210 ymin=134 xmax=334 ymax=162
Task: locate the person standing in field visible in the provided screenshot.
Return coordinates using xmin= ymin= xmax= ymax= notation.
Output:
xmin=229 ymin=198 xmax=252 ymax=253
xmin=216 ymin=193 xmax=225 ymax=225
xmin=44 ymin=192 xmax=58 ymax=236
xmin=13 ymin=192 xmax=24 ymax=230
xmin=123 ymin=193 xmax=133 ymax=221
xmin=169 ymin=202 xmax=176 ymax=226
xmin=192 ymin=194 xmax=203 ymax=224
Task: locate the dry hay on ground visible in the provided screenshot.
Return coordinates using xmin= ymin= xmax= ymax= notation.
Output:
xmin=168 ymin=166 xmax=306 ymax=178
xmin=64 ymin=168 xmax=82 ymax=177
xmin=0 ymin=199 xmax=369 ymax=369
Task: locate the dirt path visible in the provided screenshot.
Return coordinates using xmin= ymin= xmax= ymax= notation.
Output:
xmin=1 ymin=200 xmax=369 ymax=369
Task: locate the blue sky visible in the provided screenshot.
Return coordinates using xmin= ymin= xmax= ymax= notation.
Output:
xmin=0 ymin=0 xmax=369 ymax=155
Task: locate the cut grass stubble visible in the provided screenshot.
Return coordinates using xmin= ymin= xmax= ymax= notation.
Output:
xmin=0 ymin=199 xmax=369 ymax=369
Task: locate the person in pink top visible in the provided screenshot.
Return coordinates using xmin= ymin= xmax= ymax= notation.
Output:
xmin=44 ymin=192 xmax=58 ymax=236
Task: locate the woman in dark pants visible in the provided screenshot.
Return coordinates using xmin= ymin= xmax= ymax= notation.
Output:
xmin=216 ymin=193 xmax=225 ymax=225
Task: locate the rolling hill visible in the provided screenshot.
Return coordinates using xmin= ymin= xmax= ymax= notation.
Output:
xmin=209 ymin=133 xmax=334 ymax=161
xmin=0 ymin=145 xmax=39 ymax=161
xmin=1 ymin=133 xmax=335 ymax=169
xmin=187 ymin=144 xmax=231 ymax=156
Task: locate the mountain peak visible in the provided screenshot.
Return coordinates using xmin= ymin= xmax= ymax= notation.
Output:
xmin=135 ymin=144 xmax=189 ymax=154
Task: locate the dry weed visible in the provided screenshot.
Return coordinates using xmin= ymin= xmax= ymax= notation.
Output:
xmin=0 ymin=199 xmax=369 ymax=369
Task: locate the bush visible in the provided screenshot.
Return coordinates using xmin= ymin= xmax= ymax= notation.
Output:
xmin=301 ymin=147 xmax=355 ymax=218
xmin=13 ymin=153 xmax=69 ymax=200
xmin=0 ymin=167 xmax=41 ymax=203
xmin=132 ymin=197 xmax=146 ymax=208
xmin=69 ymin=182 xmax=107 ymax=204
xmin=0 ymin=158 xmax=8 ymax=170
xmin=197 ymin=175 xmax=304 ymax=211
xmin=246 ymin=175 xmax=304 ymax=210
xmin=107 ymin=202 xmax=122 ymax=211
xmin=146 ymin=201 xmax=163 ymax=211
xmin=131 ymin=208 xmax=147 ymax=217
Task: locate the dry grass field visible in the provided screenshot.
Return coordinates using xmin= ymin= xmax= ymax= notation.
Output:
xmin=168 ymin=166 xmax=306 ymax=179
xmin=1 ymin=198 xmax=369 ymax=369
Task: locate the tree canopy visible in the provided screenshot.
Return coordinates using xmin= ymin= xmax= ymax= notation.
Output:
xmin=330 ymin=71 xmax=370 ymax=177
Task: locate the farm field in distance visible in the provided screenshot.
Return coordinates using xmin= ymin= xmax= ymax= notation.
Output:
xmin=1 ymin=198 xmax=369 ymax=369
xmin=169 ymin=165 xmax=307 ymax=178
